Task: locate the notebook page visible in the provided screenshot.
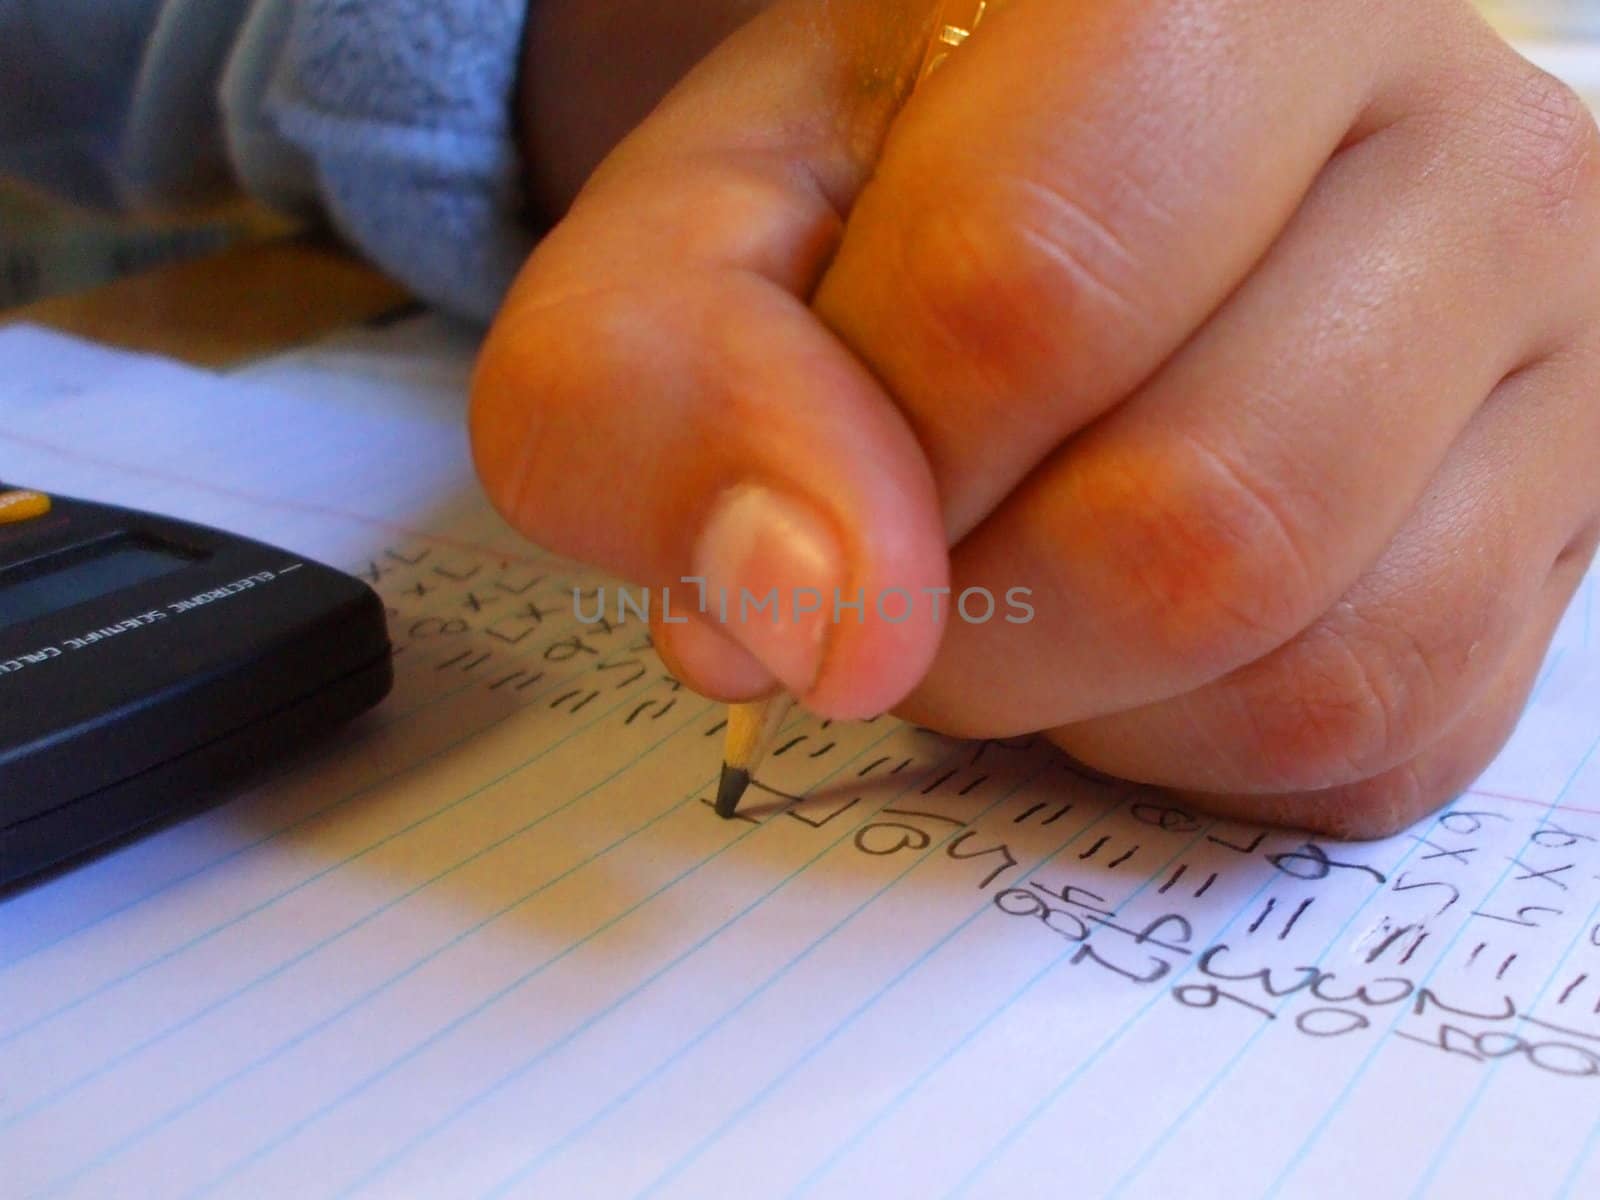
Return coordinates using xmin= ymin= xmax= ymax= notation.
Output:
xmin=2 ymin=322 xmax=1600 ymax=1200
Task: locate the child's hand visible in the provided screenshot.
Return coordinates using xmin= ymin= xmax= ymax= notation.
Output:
xmin=472 ymin=0 xmax=1600 ymax=836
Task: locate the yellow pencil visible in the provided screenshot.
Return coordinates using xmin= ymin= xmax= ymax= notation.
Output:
xmin=715 ymin=0 xmax=992 ymax=818
xmin=715 ymin=693 xmax=797 ymax=817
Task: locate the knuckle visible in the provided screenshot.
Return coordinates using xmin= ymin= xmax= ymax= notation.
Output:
xmin=1250 ymin=610 xmax=1461 ymax=793
xmin=896 ymin=172 xmax=1148 ymax=372
xmin=1072 ymin=437 xmax=1321 ymax=676
xmin=1251 ymin=637 xmax=1409 ymax=792
xmin=1479 ymin=62 xmax=1600 ymax=234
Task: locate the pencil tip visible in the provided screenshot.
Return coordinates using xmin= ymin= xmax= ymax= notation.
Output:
xmin=715 ymin=765 xmax=752 ymax=819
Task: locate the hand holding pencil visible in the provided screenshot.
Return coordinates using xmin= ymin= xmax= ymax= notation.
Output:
xmin=475 ymin=0 xmax=1600 ymax=837
xmin=716 ymin=0 xmax=996 ymax=819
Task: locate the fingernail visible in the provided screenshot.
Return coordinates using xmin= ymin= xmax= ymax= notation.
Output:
xmin=692 ymin=484 xmax=845 ymax=695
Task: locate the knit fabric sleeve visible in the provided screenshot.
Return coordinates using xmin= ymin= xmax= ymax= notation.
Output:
xmin=252 ymin=0 xmax=538 ymax=322
xmin=0 ymin=0 xmax=538 ymax=323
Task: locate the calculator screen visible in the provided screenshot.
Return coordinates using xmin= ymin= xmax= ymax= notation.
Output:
xmin=0 ymin=537 xmax=198 ymax=631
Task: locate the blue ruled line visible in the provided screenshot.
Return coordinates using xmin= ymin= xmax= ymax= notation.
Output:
xmin=1529 ymin=648 xmax=1566 ymax=712
xmin=646 ymin=791 xmax=1147 ymax=1200
xmin=665 ymin=803 xmax=1209 ymax=1196
xmin=1407 ymin=896 xmax=1600 ymax=1190
xmin=941 ymin=842 xmax=1315 ymax=1198
xmin=1106 ymin=830 xmax=1430 ymax=1196
xmin=5 ymin=699 xmax=718 ymax=1138
xmin=477 ymin=769 xmax=1050 ymax=1199
xmin=35 ymin=701 xmax=738 ymax=1198
xmin=1557 ymin=1111 xmax=1600 ymax=1198
xmin=177 ymin=726 xmax=905 ymax=1200
xmin=1262 ymin=729 xmax=1600 ymax=1198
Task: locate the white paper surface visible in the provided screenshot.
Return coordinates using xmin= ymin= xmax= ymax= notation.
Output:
xmin=3 ymin=320 xmax=1600 ymax=1200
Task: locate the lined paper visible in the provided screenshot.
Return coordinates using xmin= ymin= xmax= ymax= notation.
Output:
xmin=4 ymin=320 xmax=1600 ymax=1200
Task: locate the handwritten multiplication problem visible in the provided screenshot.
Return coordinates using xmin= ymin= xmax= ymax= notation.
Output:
xmin=746 ymin=739 xmax=1600 ymax=1089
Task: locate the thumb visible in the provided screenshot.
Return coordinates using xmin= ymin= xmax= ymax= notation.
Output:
xmin=470 ymin=0 xmax=949 ymax=719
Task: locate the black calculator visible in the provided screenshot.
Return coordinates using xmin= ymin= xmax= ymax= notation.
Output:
xmin=0 ymin=486 xmax=393 ymax=887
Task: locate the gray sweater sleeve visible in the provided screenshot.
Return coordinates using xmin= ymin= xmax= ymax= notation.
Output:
xmin=254 ymin=0 xmax=537 ymax=322
xmin=0 ymin=0 xmax=536 ymax=323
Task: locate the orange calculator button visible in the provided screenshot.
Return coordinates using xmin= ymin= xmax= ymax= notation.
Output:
xmin=0 ymin=490 xmax=52 ymax=525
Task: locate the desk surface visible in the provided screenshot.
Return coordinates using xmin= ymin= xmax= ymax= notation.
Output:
xmin=0 ymin=236 xmax=411 ymax=369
